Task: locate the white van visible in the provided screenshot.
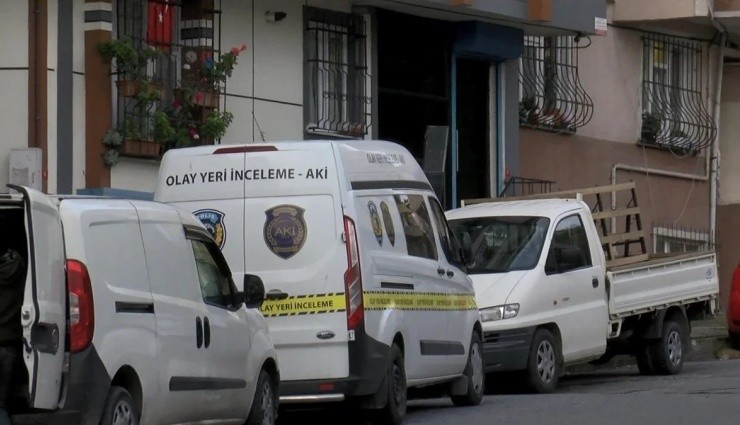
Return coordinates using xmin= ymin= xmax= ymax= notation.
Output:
xmin=2 ymin=186 xmax=279 ymax=425
xmin=154 ymin=140 xmax=484 ymax=424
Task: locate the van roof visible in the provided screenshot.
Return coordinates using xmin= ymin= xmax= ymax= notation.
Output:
xmin=446 ymin=198 xmax=586 ymax=221
xmin=158 ymin=139 xmax=432 ymax=191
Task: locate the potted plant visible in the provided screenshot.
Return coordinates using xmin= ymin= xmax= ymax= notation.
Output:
xmin=640 ymin=111 xmax=663 ymax=145
xmin=98 ymin=36 xmax=164 ymax=98
xmin=179 ymin=44 xmax=247 ymax=108
xmin=120 ymin=117 xmax=162 ymax=158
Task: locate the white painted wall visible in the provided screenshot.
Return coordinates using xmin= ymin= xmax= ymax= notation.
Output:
xmin=0 ymin=1 xmax=29 ymax=193
xmin=47 ymin=0 xmax=59 ymax=193
xmin=111 ymin=158 xmax=160 ymax=193
xmin=73 ymin=0 xmax=86 ymax=192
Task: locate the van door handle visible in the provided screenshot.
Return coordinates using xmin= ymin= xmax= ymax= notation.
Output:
xmin=266 ymin=290 xmax=289 ymax=301
xmin=196 ymin=317 xmax=203 ymax=349
xmin=592 ymin=278 xmax=599 ymax=288
xmin=437 ymin=268 xmax=446 ymax=275
xmin=203 ymin=317 xmax=211 ymax=349
xmin=446 ymin=270 xmax=455 ymax=277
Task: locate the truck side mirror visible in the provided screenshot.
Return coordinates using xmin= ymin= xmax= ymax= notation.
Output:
xmin=243 ymin=274 xmax=266 ymax=309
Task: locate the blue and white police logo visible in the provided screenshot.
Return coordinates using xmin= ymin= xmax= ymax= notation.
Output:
xmin=264 ymin=205 xmax=307 ymax=260
xmin=194 ymin=209 xmax=226 ymax=249
xmin=368 ymin=201 xmax=383 ymax=246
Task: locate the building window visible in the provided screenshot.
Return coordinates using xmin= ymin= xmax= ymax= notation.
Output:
xmin=652 ymin=226 xmax=711 ymax=254
xmin=304 ymin=6 xmax=369 ymax=138
xmin=641 ymin=34 xmax=716 ymax=154
xmin=519 ymin=36 xmax=594 ymax=134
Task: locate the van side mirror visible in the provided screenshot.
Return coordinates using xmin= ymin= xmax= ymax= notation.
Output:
xmin=243 ymin=274 xmax=266 ymax=309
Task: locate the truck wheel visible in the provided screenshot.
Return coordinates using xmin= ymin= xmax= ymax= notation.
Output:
xmin=246 ymin=368 xmax=278 ymax=425
xmin=99 ymin=386 xmax=139 ymax=425
xmin=649 ymin=319 xmax=685 ymax=375
xmin=451 ymin=332 xmax=485 ymax=406
xmin=375 ymin=344 xmax=407 ymax=425
xmin=524 ymin=328 xmax=560 ymax=393
xmin=635 ymin=343 xmax=656 ymax=375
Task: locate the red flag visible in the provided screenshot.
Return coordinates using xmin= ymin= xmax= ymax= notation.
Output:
xmin=147 ymin=0 xmax=172 ymax=51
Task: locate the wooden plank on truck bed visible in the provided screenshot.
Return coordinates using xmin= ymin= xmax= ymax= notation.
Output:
xmin=601 ymin=230 xmax=645 ymax=244
xmin=592 ymin=207 xmax=641 ymax=220
xmin=606 ymin=254 xmax=650 ymax=268
xmin=462 ymin=182 xmax=637 ymax=205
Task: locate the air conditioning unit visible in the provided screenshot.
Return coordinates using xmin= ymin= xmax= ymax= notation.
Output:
xmin=9 ymin=148 xmax=43 ymax=192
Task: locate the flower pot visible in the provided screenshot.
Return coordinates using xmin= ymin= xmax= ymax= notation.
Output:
xmin=116 ymin=80 xmax=165 ymax=99
xmin=121 ymin=139 xmax=161 ymax=158
xmin=195 ymin=91 xmax=219 ymax=108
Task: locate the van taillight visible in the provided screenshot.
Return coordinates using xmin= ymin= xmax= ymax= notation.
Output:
xmin=343 ymin=216 xmax=364 ymax=330
xmin=66 ymin=260 xmax=94 ymax=353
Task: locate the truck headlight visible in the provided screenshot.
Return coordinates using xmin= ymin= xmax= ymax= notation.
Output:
xmin=480 ymin=304 xmax=520 ymax=322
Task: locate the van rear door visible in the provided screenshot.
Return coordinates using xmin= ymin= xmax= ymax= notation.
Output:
xmin=11 ymin=186 xmax=66 ymax=409
xmin=239 ymin=145 xmax=348 ymax=382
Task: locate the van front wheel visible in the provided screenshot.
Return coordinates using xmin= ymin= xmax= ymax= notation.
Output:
xmin=451 ymin=332 xmax=485 ymax=406
xmin=375 ymin=344 xmax=407 ymax=425
xmin=99 ymin=386 xmax=139 ymax=425
xmin=524 ymin=328 xmax=560 ymax=393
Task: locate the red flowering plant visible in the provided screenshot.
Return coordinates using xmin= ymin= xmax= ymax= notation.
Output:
xmin=152 ymin=44 xmax=245 ymax=149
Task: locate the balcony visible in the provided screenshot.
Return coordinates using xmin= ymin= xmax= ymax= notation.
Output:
xmin=613 ymin=0 xmax=708 ymax=22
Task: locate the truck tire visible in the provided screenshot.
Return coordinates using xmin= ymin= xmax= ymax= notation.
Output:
xmin=375 ymin=344 xmax=407 ymax=425
xmin=451 ymin=331 xmax=485 ymax=406
xmin=524 ymin=328 xmax=560 ymax=393
xmin=635 ymin=343 xmax=656 ymax=375
xmin=99 ymin=386 xmax=139 ymax=425
xmin=648 ymin=319 xmax=685 ymax=375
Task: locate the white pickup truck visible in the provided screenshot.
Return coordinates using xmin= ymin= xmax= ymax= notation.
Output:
xmin=445 ymin=195 xmax=719 ymax=393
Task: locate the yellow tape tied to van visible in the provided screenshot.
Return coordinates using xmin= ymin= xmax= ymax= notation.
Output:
xmin=259 ymin=291 xmax=477 ymax=317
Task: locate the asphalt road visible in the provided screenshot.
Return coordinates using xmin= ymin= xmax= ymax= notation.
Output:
xmin=277 ymin=358 xmax=740 ymax=425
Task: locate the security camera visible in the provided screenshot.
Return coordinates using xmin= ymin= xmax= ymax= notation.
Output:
xmin=265 ymin=11 xmax=287 ymax=23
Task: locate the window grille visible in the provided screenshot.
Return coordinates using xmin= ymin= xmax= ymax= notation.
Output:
xmin=641 ymin=33 xmax=716 ymax=153
xmin=114 ymin=0 xmax=222 ymax=155
xmin=519 ymin=36 xmax=593 ymax=134
xmin=652 ymin=223 xmax=714 ymax=254
xmin=304 ymin=6 xmax=370 ymax=138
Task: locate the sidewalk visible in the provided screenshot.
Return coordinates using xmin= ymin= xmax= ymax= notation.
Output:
xmin=688 ymin=311 xmax=740 ymax=361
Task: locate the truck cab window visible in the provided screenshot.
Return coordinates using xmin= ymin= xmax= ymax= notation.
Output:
xmin=547 ymin=214 xmax=592 ymax=274
xmin=190 ymin=239 xmax=240 ymax=309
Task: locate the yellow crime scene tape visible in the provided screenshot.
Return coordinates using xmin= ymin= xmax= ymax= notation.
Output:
xmin=259 ymin=291 xmax=477 ymax=317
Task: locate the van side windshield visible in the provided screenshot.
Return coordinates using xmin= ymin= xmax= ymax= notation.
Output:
xmin=448 ymin=216 xmax=550 ymax=274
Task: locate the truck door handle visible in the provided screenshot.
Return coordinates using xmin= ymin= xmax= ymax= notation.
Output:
xmin=196 ymin=317 xmax=203 ymax=349
xmin=203 ymin=317 xmax=211 ymax=348
xmin=446 ymin=270 xmax=455 ymax=277
xmin=437 ymin=268 xmax=446 ymax=275
xmin=266 ymin=290 xmax=289 ymax=301
xmin=592 ymin=278 xmax=599 ymax=288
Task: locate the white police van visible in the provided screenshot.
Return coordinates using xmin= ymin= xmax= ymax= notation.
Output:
xmin=154 ymin=140 xmax=484 ymax=424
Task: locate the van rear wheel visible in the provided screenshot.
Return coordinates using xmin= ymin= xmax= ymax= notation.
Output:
xmin=375 ymin=344 xmax=407 ymax=425
xmin=99 ymin=386 xmax=139 ymax=425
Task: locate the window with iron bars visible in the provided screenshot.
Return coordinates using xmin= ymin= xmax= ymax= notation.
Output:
xmin=640 ymin=34 xmax=716 ymax=154
xmin=112 ymin=0 xmax=223 ymax=158
xmin=304 ymin=6 xmax=369 ymax=139
xmin=518 ymin=36 xmax=593 ymax=134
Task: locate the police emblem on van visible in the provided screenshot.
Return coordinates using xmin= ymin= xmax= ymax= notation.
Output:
xmin=264 ymin=205 xmax=307 ymax=259
xmin=380 ymin=202 xmax=395 ymax=246
xmin=194 ymin=209 xmax=226 ymax=249
xmin=368 ymin=201 xmax=383 ymax=246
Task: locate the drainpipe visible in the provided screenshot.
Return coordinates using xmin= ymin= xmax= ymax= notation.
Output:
xmin=709 ymin=9 xmax=727 ymax=243
xmin=611 ymin=18 xmax=726 ymax=239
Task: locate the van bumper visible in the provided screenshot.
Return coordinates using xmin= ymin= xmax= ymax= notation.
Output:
xmin=11 ymin=346 xmax=111 ymax=425
xmin=481 ymin=326 xmax=536 ymax=372
xmin=279 ymin=329 xmax=390 ymax=403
